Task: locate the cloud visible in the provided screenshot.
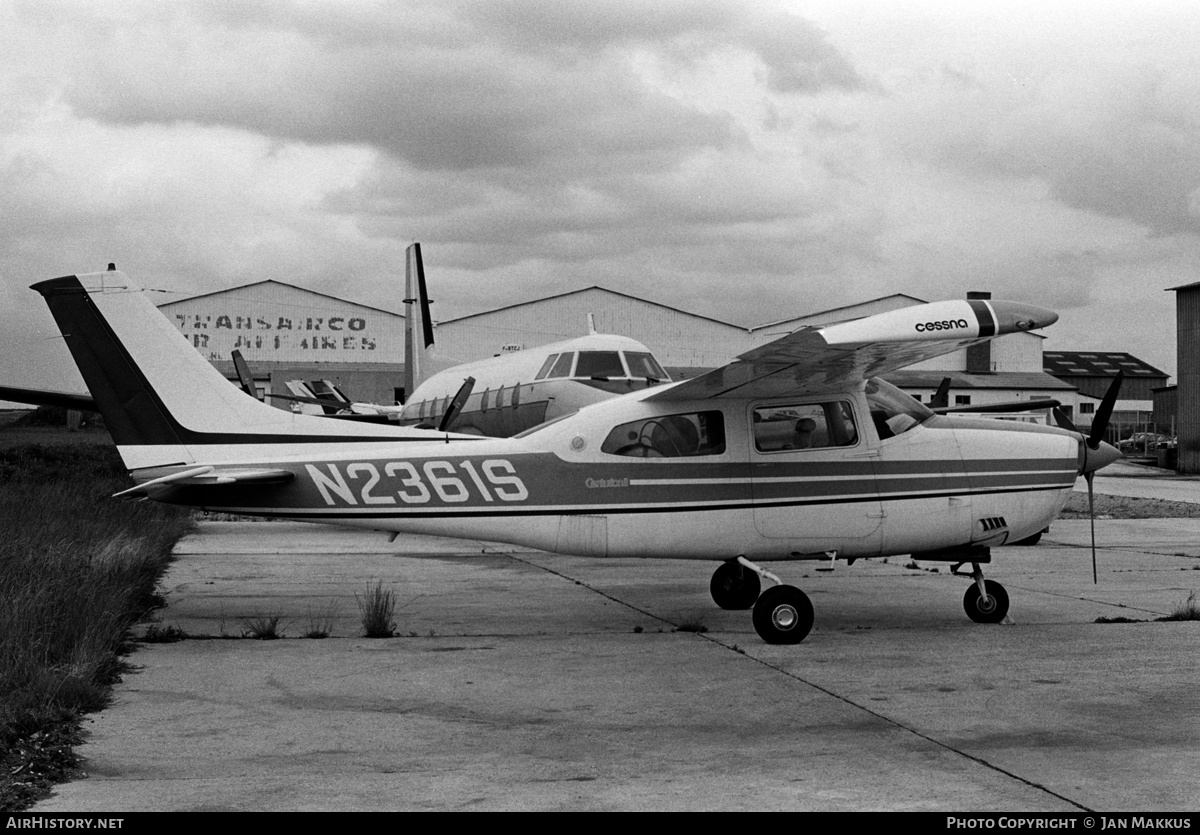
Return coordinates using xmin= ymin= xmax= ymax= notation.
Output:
xmin=48 ymin=0 xmax=859 ymax=175
xmin=1 ymin=0 xmax=1194 ymax=387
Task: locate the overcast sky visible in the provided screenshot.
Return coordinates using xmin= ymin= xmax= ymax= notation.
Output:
xmin=2 ymin=0 xmax=1195 ymax=392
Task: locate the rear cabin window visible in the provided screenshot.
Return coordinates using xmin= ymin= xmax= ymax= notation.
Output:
xmin=575 ymin=351 xmax=624 ymax=379
xmin=753 ymin=402 xmax=858 ymax=452
xmin=602 ymin=411 xmax=726 ymax=458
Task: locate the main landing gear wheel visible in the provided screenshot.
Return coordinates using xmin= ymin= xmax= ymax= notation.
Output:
xmin=710 ymin=561 xmax=761 ymax=610
xmin=752 ymin=585 xmax=814 ymax=645
xmin=963 ymin=579 xmax=1009 ymax=624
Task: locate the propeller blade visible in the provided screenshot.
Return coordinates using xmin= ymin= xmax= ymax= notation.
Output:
xmin=230 ymin=350 xmax=258 ymax=398
xmin=1086 ymin=471 xmax=1097 ymax=584
xmin=1052 ymin=407 xmax=1078 ymax=433
xmin=1087 ymin=370 xmax=1124 ymax=450
xmin=438 ymin=376 xmax=476 ymax=433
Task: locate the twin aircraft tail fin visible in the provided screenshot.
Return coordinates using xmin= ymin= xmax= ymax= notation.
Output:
xmin=32 ymin=271 xmax=414 ymax=471
xmin=403 ymin=243 xmax=435 ymax=399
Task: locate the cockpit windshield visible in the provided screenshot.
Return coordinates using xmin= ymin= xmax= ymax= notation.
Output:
xmin=624 ymin=351 xmax=670 ymax=382
xmin=575 ymin=351 xmax=625 ymax=379
xmin=865 ymin=377 xmax=934 ymax=440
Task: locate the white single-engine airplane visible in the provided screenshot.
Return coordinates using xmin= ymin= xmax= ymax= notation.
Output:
xmin=33 ymin=269 xmax=1121 ymax=644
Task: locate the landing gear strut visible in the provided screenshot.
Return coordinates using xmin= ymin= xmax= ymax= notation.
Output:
xmin=711 ymin=557 xmax=814 ymax=644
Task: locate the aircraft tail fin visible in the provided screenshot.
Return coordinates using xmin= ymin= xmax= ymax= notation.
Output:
xmin=33 ymin=271 xmax=414 ymax=471
xmin=403 ymin=243 xmax=436 ymax=399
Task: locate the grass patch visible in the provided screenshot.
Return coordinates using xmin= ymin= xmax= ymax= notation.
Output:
xmin=240 ymin=615 xmax=285 ymax=640
xmin=141 ymin=624 xmax=187 ymax=643
xmin=304 ymin=602 xmax=338 ymax=639
xmin=1161 ymin=591 xmax=1200 ymax=622
xmin=674 ymin=616 xmax=708 ymax=634
xmin=357 ymin=581 xmax=397 ymax=638
xmin=0 ymin=438 xmax=194 ymax=810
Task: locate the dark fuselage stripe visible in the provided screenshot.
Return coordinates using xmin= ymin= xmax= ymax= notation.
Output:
xmin=203 ymin=482 xmax=1070 ymax=519
xmin=967 ymin=299 xmax=997 ymax=337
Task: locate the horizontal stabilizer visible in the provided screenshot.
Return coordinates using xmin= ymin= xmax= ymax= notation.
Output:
xmin=114 ymin=466 xmax=295 ymax=498
xmin=0 ymin=385 xmax=97 ymax=412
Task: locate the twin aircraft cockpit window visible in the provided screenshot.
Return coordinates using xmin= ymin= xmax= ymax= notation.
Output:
xmin=535 ymin=351 xmax=670 ymax=383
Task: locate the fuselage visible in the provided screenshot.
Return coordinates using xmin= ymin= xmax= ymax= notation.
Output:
xmin=399 ymin=333 xmax=671 ymax=436
xmin=146 ymin=378 xmax=1080 ymax=562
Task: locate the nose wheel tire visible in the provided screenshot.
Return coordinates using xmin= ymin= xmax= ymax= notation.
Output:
xmin=710 ymin=561 xmax=762 ymax=610
xmin=752 ymin=585 xmax=814 ymax=644
xmin=963 ymin=579 xmax=1009 ymax=623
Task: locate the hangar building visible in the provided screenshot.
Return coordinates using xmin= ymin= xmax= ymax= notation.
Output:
xmin=1168 ymin=282 xmax=1200 ymax=472
xmin=158 ymin=280 xmax=406 ymax=407
xmin=158 ymin=280 xmax=1075 ymax=419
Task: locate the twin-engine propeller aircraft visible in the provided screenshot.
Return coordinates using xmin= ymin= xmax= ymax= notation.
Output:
xmin=32 ymin=268 xmax=1121 ymax=644
xmin=397 ymin=243 xmax=673 ymax=436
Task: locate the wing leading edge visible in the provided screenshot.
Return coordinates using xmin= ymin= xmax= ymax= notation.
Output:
xmin=647 ymin=299 xmax=1057 ymax=402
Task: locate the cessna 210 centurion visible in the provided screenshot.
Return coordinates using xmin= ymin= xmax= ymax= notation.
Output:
xmin=32 ymin=269 xmax=1121 ymax=644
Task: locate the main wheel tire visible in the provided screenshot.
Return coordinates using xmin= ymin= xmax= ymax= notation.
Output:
xmin=752 ymin=585 xmax=814 ymax=645
xmin=963 ymin=580 xmax=1010 ymax=623
xmin=710 ymin=561 xmax=761 ymax=610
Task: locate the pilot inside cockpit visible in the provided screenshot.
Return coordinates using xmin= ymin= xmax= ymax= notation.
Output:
xmin=793 ymin=417 xmax=817 ymax=448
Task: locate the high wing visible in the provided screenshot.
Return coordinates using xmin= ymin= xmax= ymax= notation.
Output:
xmin=647 ymin=299 xmax=1057 ymax=402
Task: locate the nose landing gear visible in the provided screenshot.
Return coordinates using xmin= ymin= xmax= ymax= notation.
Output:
xmin=954 ymin=562 xmax=1010 ymax=624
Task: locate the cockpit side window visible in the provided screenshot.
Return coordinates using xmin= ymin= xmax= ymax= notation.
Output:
xmin=575 ymin=351 xmax=624 ymax=379
xmin=547 ymin=352 xmax=575 ymax=378
xmin=753 ymin=402 xmax=858 ymax=452
xmin=535 ymin=354 xmax=559 ymax=381
xmin=602 ymin=411 xmax=726 ymax=458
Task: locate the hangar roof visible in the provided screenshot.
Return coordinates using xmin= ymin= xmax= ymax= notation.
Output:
xmin=1043 ymin=351 xmax=1167 ymax=379
xmin=159 ymin=279 xmax=402 ymax=318
xmin=440 ymin=285 xmax=743 ymax=330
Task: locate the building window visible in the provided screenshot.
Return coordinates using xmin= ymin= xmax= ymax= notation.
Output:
xmin=954 ymin=395 xmax=971 ymax=406
xmin=1080 ymin=403 xmax=1095 ymax=414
